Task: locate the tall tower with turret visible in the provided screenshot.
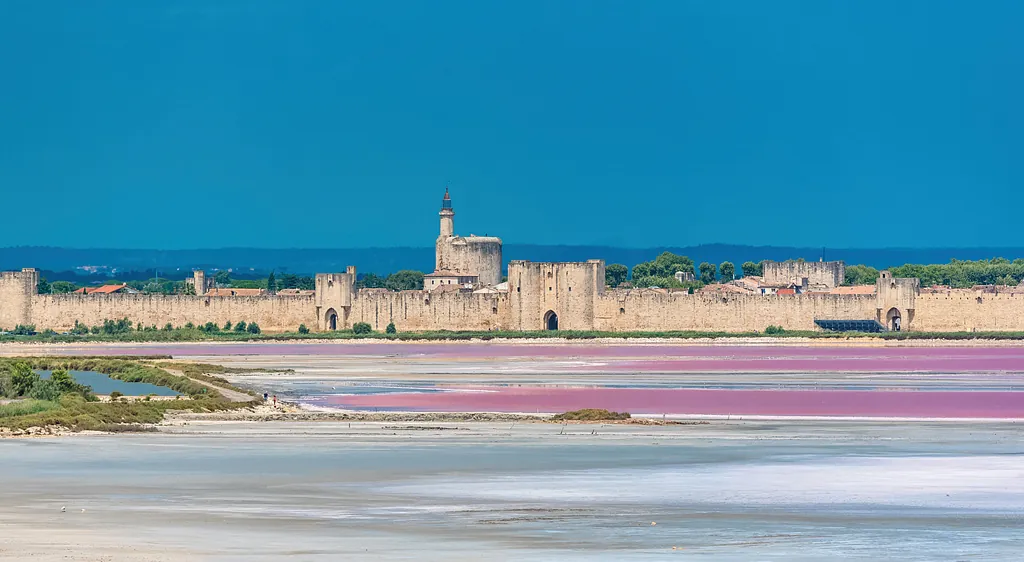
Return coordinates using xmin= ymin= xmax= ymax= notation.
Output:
xmin=439 ymin=187 xmax=454 ymax=238
xmin=431 ymin=187 xmax=503 ymax=287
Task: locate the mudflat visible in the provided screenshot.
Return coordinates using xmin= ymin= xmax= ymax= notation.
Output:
xmin=2 ymin=420 xmax=1023 ymax=561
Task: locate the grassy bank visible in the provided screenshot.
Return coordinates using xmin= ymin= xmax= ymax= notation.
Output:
xmin=5 ymin=327 xmax=1024 ymax=342
xmin=0 ymin=357 xmax=259 ymax=433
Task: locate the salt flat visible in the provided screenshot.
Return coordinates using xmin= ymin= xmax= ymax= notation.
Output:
xmin=2 ymin=421 xmax=1022 ymax=561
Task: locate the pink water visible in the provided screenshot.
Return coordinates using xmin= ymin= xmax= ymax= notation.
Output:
xmin=324 ymin=387 xmax=1024 ymax=418
xmin=49 ymin=342 xmax=1024 ymax=417
xmin=55 ymin=342 xmax=1024 ymax=373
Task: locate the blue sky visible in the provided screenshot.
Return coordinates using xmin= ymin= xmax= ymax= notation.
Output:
xmin=1 ymin=1 xmax=1021 ymax=249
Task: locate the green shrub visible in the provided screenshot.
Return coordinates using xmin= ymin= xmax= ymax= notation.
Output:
xmin=234 ymin=321 xmax=247 ymax=332
xmin=246 ymin=322 xmax=261 ymax=334
xmin=110 ymin=391 xmax=124 ymax=400
xmin=223 ymin=321 xmax=233 ymax=331
xmin=385 ymin=321 xmax=397 ymax=334
xmin=353 ymin=322 xmax=373 ymax=335
xmin=0 ymin=399 xmax=60 ymax=419
xmin=297 ymin=324 xmax=310 ymax=334
xmin=764 ymin=325 xmax=785 ymax=335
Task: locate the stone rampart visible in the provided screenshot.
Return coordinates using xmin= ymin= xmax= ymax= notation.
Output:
xmin=594 ymin=290 xmax=878 ymax=332
xmin=28 ymin=293 xmax=316 ymax=333
xmin=349 ymin=290 xmax=508 ymax=331
xmin=763 ymin=260 xmax=845 ymax=289
xmin=0 ymin=269 xmax=38 ymax=329
xmin=911 ymin=292 xmax=1024 ymax=332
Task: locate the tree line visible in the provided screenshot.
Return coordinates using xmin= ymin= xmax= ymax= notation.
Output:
xmin=604 ymin=252 xmax=762 ymax=289
xmin=844 ymin=258 xmax=1024 ymax=288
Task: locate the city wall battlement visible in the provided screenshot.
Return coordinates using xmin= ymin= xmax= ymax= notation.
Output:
xmin=4 ymin=190 xmax=1023 ymax=334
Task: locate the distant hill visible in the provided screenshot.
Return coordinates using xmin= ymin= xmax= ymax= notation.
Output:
xmin=3 ymin=245 xmax=1024 ymax=281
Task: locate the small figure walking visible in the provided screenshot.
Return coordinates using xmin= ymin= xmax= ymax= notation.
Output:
xmin=272 ymin=395 xmax=277 ymax=407
xmin=263 ymin=392 xmax=269 ymax=402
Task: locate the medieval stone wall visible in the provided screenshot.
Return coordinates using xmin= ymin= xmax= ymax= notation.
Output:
xmin=911 ymin=292 xmax=1024 ymax=332
xmin=594 ymin=290 xmax=878 ymax=332
xmin=762 ymin=260 xmax=845 ymax=289
xmin=28 ymin=294 xmax=317 ymax=332
xmin=506 ymin=260 xmax=604 ymax=330
xmin=0 ymin=269 xmax=38 ymax=330
xmin=349 ymin=290 xmax=508 ymax=331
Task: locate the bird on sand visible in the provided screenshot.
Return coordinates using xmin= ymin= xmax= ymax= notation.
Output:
xmin=60 ymin=506 xmax=66 ymax=513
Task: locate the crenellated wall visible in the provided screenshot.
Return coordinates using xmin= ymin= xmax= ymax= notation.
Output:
xmin=594 ymin=290 xmax=878 ymax=332
xmin=763 ymin=260 xmax=845 ymax=289
xmin=28 ymin=293 xmax=316 ymax=332
xmin=507 ymin=260 xmax=604 ymax=330
xmin=349 ymin=289 xmax=508 ymax=331
xmin=911 ymin=291 xmax=1024 ymax=332
xmin=9 ymin=263 xmax=1024 ymax=334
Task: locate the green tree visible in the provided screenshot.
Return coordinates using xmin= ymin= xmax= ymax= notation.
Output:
xmin=358 ymin=273 xmax=387 ymax=289
xmin=10 ymin=362 xmax=38 ymax=396
xmin=247 ymin=322 xmax=261 ymax=334
xmin=844 ymin=264 xmax=880 ymax=285
xmin=385 ymin=270 xmax=425 ymax=291
xmin=48 ymin=369 xmax=90 ymax=396
xmin=605 ymin=264 xmax=628 ymax=288
xmin=234 ymin=321 xmax=247 ymax=332
xmin=385 ymin=321 xmax=397 ymax=334
xmin=50 ymin=281 xmax=79 ymax=294
xmin=266 ymin=271 xmax=276 ymax=294
xmin=741 ymin=261 xmax=762 ymax=277
xmin=699 ymin=262 xmax=717 ymax=284
xmin=997 ymin=274 xmax=1017 ymax=286
xmin=214 ymin=270 xmax=231 ymax=286
xmin=298 ymin=324 xmax=310 ymax=334
xmin=719 ymin=261 xmax=735 ymax=282
xmin=37 ymin=278 xmax=51 ymax=294
xmin=223 ymin=321 xmax=233 ymax=331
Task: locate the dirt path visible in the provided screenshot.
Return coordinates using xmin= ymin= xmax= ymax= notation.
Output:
xmin=161 ymin=368 xmax=253 ymax=403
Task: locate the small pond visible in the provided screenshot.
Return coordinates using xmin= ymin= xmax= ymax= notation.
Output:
xmin=36 ymin=370 xmax=180 ymax=396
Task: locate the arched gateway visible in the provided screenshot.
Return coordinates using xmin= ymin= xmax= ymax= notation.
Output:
xmin=544 ymin=310 xmax=558 ymax=331
xmin=325 ymin=308 xmax=338 ymax=331
xmin=886 ymin=307 xmax=902 ymax=332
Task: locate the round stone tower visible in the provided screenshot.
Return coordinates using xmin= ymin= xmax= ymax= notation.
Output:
xmin=434 ymin=188 xmax=503 ymax=287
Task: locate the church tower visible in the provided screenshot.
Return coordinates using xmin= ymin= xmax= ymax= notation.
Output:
xmin=439 ymin=187 xmax=454 ymax=238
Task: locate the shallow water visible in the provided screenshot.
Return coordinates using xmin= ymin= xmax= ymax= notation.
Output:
xmin=2 ymin=421 xmax=1022 ymax=560
xmin=37 ymin=370 xmax=180 ymax=396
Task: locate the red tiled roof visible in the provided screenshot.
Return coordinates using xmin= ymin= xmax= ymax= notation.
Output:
xmin=776 ymin=288 xmax=796 ymax=295
xmin=74 ymin=284 xmax=128 ymax=294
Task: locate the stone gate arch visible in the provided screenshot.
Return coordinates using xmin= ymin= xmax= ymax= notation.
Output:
xmin=325 ymin=308 xmax=338 ymax=331
xmin=544 ymin=310 xmax=558 ymax=331
xmin=885 ymin=307 xmax=902 ymax=332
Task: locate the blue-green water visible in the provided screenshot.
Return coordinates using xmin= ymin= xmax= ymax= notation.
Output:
xmin=36 ymin=370 xmax=179 ymax=396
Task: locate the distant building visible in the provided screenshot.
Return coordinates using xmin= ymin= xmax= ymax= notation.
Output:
xmin=74 ymin=283 xmax=135 ymax=295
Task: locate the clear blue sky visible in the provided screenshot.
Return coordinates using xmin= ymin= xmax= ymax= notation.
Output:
xmin=2 ymin=1 xmax=1021 ymax=249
